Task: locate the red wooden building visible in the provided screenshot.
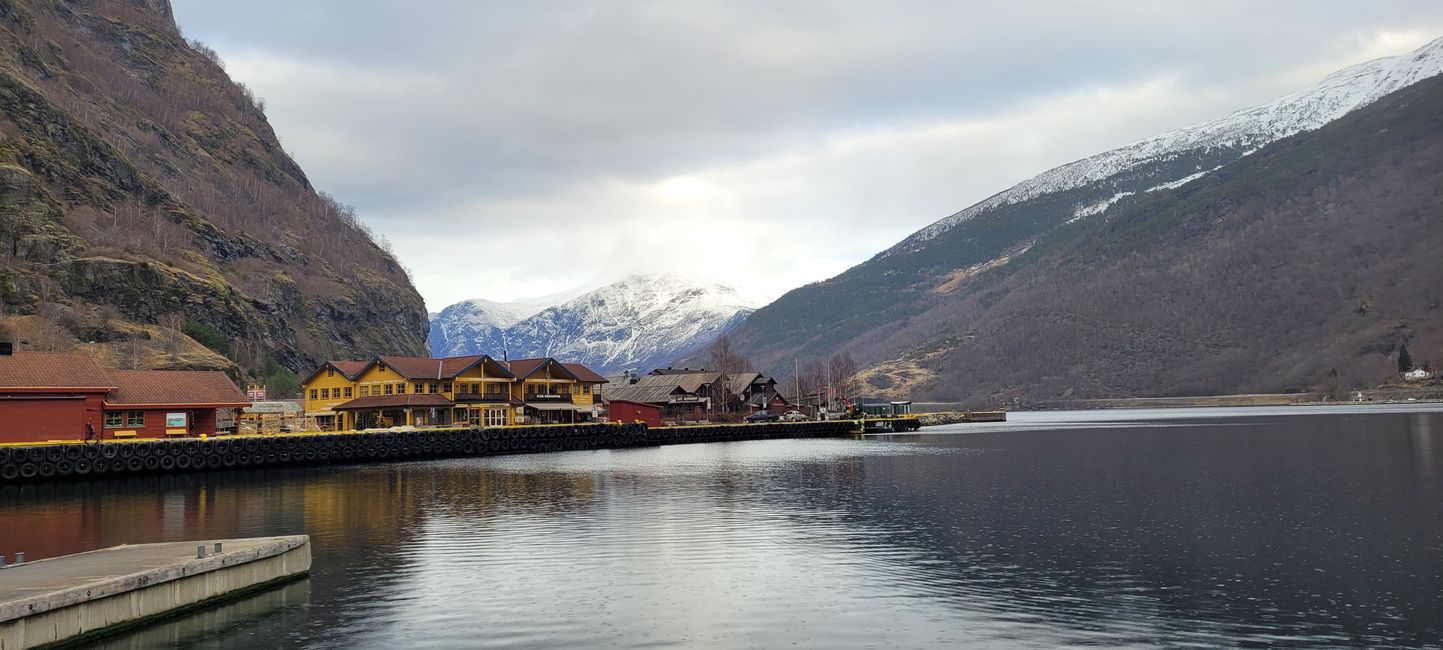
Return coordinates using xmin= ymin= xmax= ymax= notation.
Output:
xmin=0 ymin=352 xmax=111 ymax=443
xmin=606 ymin=399 xmax=662 ymax=428
xmin=0 ymin=350 xmax=249 ymax=443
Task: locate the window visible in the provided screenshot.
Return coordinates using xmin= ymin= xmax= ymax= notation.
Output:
xmin=360 ymin=385 xmax=370 ymax=397
xmin=485 ymin=409 xmax=507 ymax=427
xmin=309 ymin=389 xmax=318 ymax=400
xmin=414 ymin=383 xmax=424 ymax=394
xmin=127 ymin=410 xmax=145 ymax=427
xmin=104 ymin=411 xmax=123 ymax=428
xmin=582 ymin=384 xmax=591 ymax=395
xmin=486 ymin=383 xmax=500 ymax=396
xmin=442 ymin=383 xmax=452 ymax=393
xmin=321 ymin=388 xmax=330 ymax=400
xmin=385 ymin=384 xmax=394 ymax=396
xmin=468 ymin=409 xmax=482 ymax=426
xmin=327 ymin=368 xmax=335 ymax=377
xmin=428 ymin=383 xmax=437 ymax=394
xmin=526 ymin=383 xmax=536 ymax=395
xmin=344 ymin=387 xmax=353 ymax=398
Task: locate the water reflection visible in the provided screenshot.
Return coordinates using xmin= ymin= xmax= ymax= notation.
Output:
xmin=87 ymin=579 xmax=310 ymax=650
xmin=0 ymin=409 xmax=1441 ymax=648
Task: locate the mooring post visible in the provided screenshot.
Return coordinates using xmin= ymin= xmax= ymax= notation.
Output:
xmin=214 ymin=542 xmax=223 ymax=554
xmin=196 ymin=545 xmax=206 ymax=559
xmin=14 ymin=552 xmax=24 ymax=565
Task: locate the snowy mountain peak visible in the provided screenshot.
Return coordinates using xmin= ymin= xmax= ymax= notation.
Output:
xmin=429 ymin=273 xmax=758 ymax=373
xmin=892 ymin=35 xmax=1443 ymax=252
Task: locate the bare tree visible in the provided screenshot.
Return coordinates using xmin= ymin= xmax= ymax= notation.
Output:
xmin=707 ymin=335 xmax=749 ymax=376
xmin=162 ymin=312 xmax=185 ymax=361
xmin=828 ymin=352 xmax=861 ymax=403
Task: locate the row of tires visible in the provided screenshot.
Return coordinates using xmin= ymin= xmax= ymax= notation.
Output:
xmin=650 ymin=421 xmax=856 ymax=445
xmin=0 ymin=421 xmax=852 ymax=482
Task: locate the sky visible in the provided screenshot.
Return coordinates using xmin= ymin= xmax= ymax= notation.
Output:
xmin=169 ymin=1 xmax=1443 ymax=310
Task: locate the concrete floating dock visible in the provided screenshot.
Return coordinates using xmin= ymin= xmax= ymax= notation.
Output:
xmin=0 ymin=536 xmax=310 ymax=650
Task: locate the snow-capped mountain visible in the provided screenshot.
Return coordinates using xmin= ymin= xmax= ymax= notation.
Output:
xmin=725 ymin=34 xmax=1443 ymax=386
xmin=428 ymin=298 xmax=545 ymax=358
xmin=429 ymin=274 xmax=758 ymax=373
xmin=891 ymin=35 xmax=1443 ymax=253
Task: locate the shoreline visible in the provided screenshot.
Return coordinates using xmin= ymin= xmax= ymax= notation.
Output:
xmin=916 ymin=386 xmax=1443 ymax=413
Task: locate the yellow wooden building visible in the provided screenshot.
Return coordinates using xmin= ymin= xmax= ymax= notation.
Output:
xmin=299 ymin=355 xmax=607 ymax=431
xmin=298 ymin=360 xmax=369 ymax=431
xmin=506 ymin=358 xmax=608 ymax=424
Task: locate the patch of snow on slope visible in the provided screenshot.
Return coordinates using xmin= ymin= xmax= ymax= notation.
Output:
xmin=1070 ymin=191 xmax=1136 ymax=223
xmin=895 ymin=36 xmax=1443 ymax=250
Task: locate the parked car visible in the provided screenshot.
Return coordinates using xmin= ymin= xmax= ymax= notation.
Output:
xmin=745 ymin=410 xmax=781 ymax=422
xmin=780 ymin=410 xmax=808 ymax=422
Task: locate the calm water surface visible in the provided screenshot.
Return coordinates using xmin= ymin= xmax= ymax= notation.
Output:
xmin=3 ymin=405 xmax=1442 ymax=648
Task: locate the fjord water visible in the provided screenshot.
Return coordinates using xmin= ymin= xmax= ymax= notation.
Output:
xmin=4 ymin=406 xmax=1442 ymax=648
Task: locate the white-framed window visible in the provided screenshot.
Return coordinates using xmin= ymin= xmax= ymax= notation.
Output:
xmin=126 ymin=410 xmax=145 ymax=427
xmin=485 ymin=409 xmax=507 ymax=427
xmin=104 ymin=411 xmax=123 ymax=428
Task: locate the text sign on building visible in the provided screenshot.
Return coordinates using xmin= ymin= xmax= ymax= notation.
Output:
xmin=166 ymin=412 xmax=188 ymax=428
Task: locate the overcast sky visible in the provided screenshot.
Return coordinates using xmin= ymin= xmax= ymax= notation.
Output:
xmin=170 ymin=1 xmax=1443 ymax=310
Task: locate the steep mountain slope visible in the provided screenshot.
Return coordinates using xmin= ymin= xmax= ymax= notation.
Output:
xmin=0 ymin=0 xmax=426 ymax=384
xmin=727 ymin=38 xmax=1443 ymax=404
xmin=431 ymin=274 xmax=756 ymax=373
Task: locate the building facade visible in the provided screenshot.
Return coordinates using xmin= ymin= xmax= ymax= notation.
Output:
xmin=0 ymin=350 xmax=249 ymax=443
xmin=299 ymin=355 xmax=608 ymax=430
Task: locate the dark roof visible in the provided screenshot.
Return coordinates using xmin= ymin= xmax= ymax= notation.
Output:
xmin=647 ymin=367 xmax=712 ymax=376
xmin=105 ymin=370 xmax=249 ymax=407
xmin=561 ymin=363 xmax=608 ymax=383
xmin=726 ymin=372 xmax=762 ymax=395
xmin=331 ymin=360 xmax=368 ymax=378
xmin=604 ymin=383 xmax=689 ymax=405
xmin=0 ymin=352 xmax=113 ymax=391
xmin=375 ymin=355 xmax=512 ymax=380
xmin=507 ymin=358 xmax=579 ymax=381
xmin=331 ymin=394 xmax=454 ymax=410
xmin=300 ymin=359 xmax=369 ymax=385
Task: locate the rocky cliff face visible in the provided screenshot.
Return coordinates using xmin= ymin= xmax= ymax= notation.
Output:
xmin=0 ymin=0 xmax=427 ymax=385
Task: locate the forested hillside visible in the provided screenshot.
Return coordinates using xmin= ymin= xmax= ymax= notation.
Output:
xmin=725 ymin=54 xmax=1443 ymax=406
xmin=0 ymin=0 xmax=427 ymax=391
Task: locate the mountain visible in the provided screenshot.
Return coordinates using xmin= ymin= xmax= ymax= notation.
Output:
xmin=0 ymin=0 xmax=427 ymax=387
xmin=723 ymin=37 xmax=1443 ymax=405
xmin=430 ymin=274 xmax=757 ymax=373
xmin=429 ymin=298 xmax=547 ymax=358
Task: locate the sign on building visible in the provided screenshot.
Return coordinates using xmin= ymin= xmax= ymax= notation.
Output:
xmin=166 ymin=412 xmax=188 ymax=428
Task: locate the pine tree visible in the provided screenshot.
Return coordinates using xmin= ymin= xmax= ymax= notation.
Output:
xmin=1398 ymin=344 xmax=1414 ymax=373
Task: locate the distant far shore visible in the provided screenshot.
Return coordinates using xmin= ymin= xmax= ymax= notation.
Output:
xmin=914 ymin=385 xmax=1443 ymax=412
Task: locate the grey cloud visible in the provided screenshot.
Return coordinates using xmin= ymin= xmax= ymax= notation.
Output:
xmin=171 ymin=1 xmax=1443 ymax=306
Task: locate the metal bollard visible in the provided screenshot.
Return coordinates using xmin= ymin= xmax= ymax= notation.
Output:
xmin=213 ymin=542 xmax=223 ymax=554
xmin=197 ymin=545 xmax=206 ymax=559
xmin=14 ymin=552 xmax=23 ymax=565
